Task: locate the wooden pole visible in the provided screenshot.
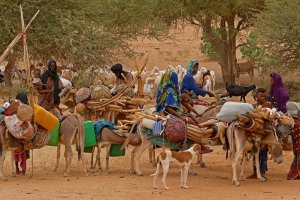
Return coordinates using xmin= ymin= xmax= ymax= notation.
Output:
xmin=19 ymin=5 xmax=39 ymax=179
xmin=0 ymin=9 xmax=39 ymax=64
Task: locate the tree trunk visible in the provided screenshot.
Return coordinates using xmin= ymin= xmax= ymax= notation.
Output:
xmin=3 ymin=57 xmax=16 ymax=87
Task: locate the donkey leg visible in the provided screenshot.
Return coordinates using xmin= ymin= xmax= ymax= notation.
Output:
xmin=10 ymin=151 xmax=16 ymax=177
xmin=232 ymin=147 xmax=244 ymax=186
xmin=0 ymin=149 xmax=7 ymax=181
xmin=130 ymin=146 xmax=138 ymax=174
xmin=64 ymin=144 xmax=73 ymax=177
xmin=255 ymin=150 xmax=265 ymax=182
xmin=54 ymin=143 xmax=61 ymax=172
xmin=105 ymin=144 xmax=111 ymax=171
xmin=134 ymin=139 xmax=151 ymax=176
xmin=239 ymin=153 xmax=247 ymax=181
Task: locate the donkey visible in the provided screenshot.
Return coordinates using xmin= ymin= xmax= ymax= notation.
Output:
xmin=53 ymin=112 xmax=87 ymax=177
xmin=91 ymin=123 xmax=142 ymax=173
xmin=0 ymin=124 xmax=19 ymax=181
xmin=227 ymin=122 xmax=284 ymax=186
xmin=235 ymin=60 xmax=255 ymax=85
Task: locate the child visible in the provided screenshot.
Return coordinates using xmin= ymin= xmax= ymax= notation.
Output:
xmin=248 ymin=88 xmax=272 ymax=179
xmin=32 ymin=68 xmax=47 ymax=104
xmin=181 ymin=93 xmax=202 ymax=125
xmin=15 ymin=92 xmax=31 ymax=176
xmin=32 ymin=68 xmax=45 ymax=88
xmin=14 ymin=147 xmax=27 ymax=175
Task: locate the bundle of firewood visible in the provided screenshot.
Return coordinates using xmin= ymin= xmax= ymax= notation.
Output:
xmin=124 ymin=112 xmax=214 ymax=143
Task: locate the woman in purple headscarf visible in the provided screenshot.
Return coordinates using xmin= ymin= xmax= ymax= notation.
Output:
xmin=268 ymin=72 xmax=290 ymax=113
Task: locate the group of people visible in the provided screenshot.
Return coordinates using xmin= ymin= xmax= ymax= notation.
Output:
xmin=10 ymin=58 xmax=299 ymax=180
xmin=12 ymin=59 xmax=64 ymax=176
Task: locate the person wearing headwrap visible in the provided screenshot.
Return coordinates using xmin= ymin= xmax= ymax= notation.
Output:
xmin=156 ymin=72 xmax=190 ymax=123
xmin=111 ymin=63 xmax=134 ymax=97
xmin=16 ymin=92 xmax=28 ymax=105
xmin=39 ymin=59 xmax=63 ymax=111
xmin=181 ymin=60 xmax=214 ymax=98
xmin=268 ymin=72 xmax=290 ymax=113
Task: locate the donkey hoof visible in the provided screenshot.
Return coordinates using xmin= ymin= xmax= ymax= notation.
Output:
xmin=137 ymin=172 xmax=144 ymax=176
xmin=63 ymin=173 xmax=68 ymax=177
xmin=129 ymin=169 xmax=135 ymax=174
xmin=189 ymin=171 xmax=198 ymax=176
xmin=258 ymin=177 xmax=266 ymax=182
xmin=2 ymin=178 xmax=8 ymax=182
xmin=200 ymin=162 xmax=207 ymax=168
xmin=232 ymin=180 xmax=240 ymax=186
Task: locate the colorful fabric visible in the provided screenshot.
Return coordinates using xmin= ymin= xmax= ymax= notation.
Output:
xmin=94 ymin=119 xmax=116 ymax=140
xmin=164 ymin=117 xmax=186 ymax=142
xmin=268 ymin=72 xmax=290 ymax=113
xmin=181 ymin=60 xmax=208 ymax=97
xmin=287 ymin=156 xmax=300 ymax=180
xmin=143 ymin=128 xmax=193 ymax=150
xmin=186 ymin=60 xmax=198 ymax=74
xmin=5 ymin=115 xmax=34 ymax=140
xmin=156 ymin=72 xmax=181 ymax=113
xmin=153 ymin=121 xmax=163 ymax=136
xmin=253 ymin=147 xmax=268 ymax=172
xmin=14 ymin=149 xmax=26 ymax=172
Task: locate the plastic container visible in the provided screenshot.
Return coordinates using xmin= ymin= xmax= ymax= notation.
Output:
xmin=48 ymin=122 xmax=60 ymax=146
xmin=84 ymin=121 xmax=96 ymax=147
xmin=34 ymin=104 xmax=59 ymax=131
xmin=109 ymin=144 xmax=125 ymax=157
xmin=84 ymin=146 xmax=94 ymax=153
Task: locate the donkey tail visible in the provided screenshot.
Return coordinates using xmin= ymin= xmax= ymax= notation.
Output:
xmin=75 ymin=115 xmax=84 ymax=163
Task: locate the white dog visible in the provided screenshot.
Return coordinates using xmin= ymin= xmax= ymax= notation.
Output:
xmin=150 ymin=144 xmax=201 ymax=190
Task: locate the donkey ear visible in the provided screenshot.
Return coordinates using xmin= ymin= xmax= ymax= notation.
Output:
xmin=121 ymin=138 xmax=130 ymax=150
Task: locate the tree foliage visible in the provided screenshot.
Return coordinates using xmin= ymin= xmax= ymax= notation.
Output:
xmin=253 ymin=0 xmax=300 ymax=69
xmin=94 ymin=0 xmax=267 ymax=83
xmin=240 ymin=31 xmax=267 ymax=67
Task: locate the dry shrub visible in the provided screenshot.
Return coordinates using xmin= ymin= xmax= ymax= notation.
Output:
xmin=72 ymin=70 xmax=96 ymax=88
xmin=1 ymin=86 xmax=28 ymax=99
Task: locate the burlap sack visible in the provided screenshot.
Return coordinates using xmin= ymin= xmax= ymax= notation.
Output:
xmin=91 ymin=85 xmax=112 ymax=100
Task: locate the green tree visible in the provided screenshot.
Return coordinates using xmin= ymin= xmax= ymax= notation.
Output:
xmin=98 ymin=0 xmax=266 ymax=83
xmin=240 ymin=31 xmax=267 ymax=67
xmin=253 ymin=0 xmax=300 ymax=69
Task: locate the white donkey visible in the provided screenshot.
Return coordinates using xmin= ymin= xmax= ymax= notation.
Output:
xmin=226 ymin=122 xmax=283 ymax=186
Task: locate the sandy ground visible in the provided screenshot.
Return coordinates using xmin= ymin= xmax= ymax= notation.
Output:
xmin=1 ymin=26 xmax=298 ymax=200
xmin=0 ymin=146 xmax=298 ymax=200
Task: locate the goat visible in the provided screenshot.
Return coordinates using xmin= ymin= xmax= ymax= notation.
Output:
xmin=224 ymin=83 xmax=256 ymax=102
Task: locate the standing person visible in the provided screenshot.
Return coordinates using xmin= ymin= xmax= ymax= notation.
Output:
xmin=287 ymin=114 xmax=300 ymax=180
xmin=268 ymin=72 xmax=290 ymax=113
xmin=15 ymin=92 xmax=30 ymax=175
xmin=247 ymin=88 xmax=272 ymax=179
xmin=181 ymin=60 xmax=214 ymax=98
xmin=110 ymin=63 xmax=134 ymax=97
xmin=39 ymin=59 xmax=63 ymax=111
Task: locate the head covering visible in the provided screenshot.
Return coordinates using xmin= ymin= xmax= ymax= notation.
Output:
xmin=268 ymin=72 xmax=290 ymax=113
xmin=16 ymin=92 xmax=28 ymax=105
xmin=111 ymin=63 xmax=123 ymax=73
xmin=156 ymin=72 xmax=181 ymax=113
xmin=40 ymin=59 xmax=61 ymax=105
xmin=186 ymin=60 xmax=199 ymax=74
